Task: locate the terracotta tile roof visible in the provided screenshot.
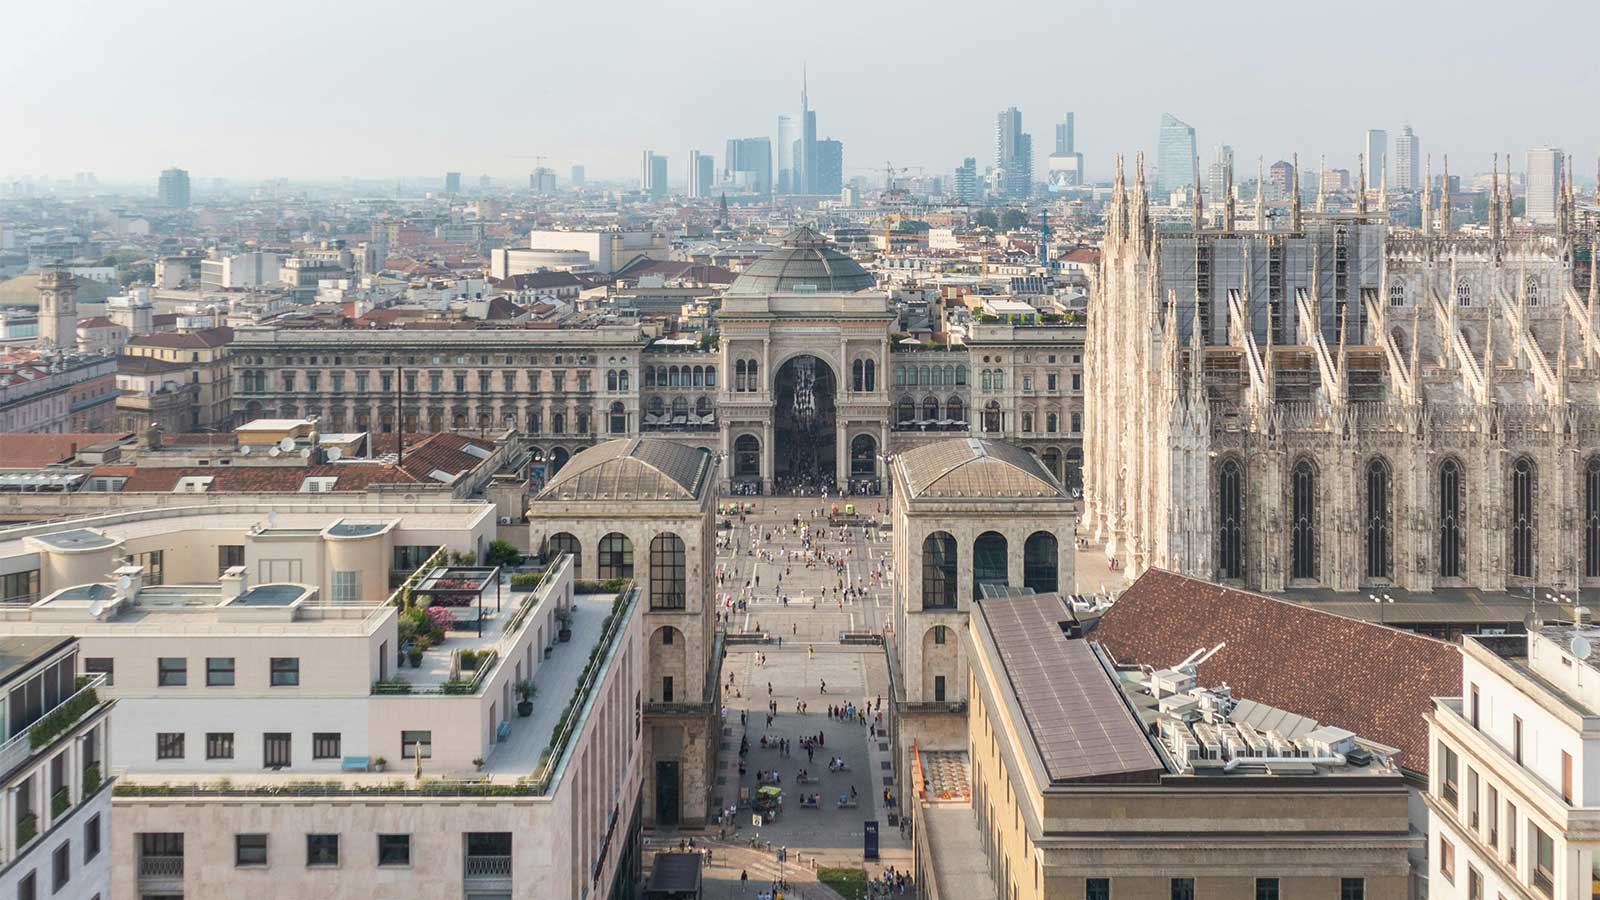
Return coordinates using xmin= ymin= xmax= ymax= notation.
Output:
xmin=118 ymin=355 xmax=187 ymax=375
xmin=1090 ymin=569 xmax=1461 ymax=776
xmin=128 ymin=326 xmax=234 ymax=349
xmin=494 ymin=272 xmax=583 ymax=290
xmin=1061 ymin=248 xmax=1100 ymax=265
xmin=77 ymin=316 xmax=119 ymax=329
xmin=0 ymin=434 xmax=132 ymax=468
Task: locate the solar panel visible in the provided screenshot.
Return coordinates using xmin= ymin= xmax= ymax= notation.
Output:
xmin=981 ymin=594 xmax=1165 ymax=783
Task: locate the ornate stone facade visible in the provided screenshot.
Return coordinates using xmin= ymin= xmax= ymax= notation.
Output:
xmin=1086 ymin=153 xmax=1600 ymax=595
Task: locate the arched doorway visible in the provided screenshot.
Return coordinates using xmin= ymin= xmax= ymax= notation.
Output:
xmin=774 ymin=355 xmax=837 ymax=491
xmin=1023 ymin=531 xmax=1059 ymax=594
xmin=549 ymin=446 xmax=570 ymax=476
xmin=733 ymin=434 xmax=761 ymax=482
xmin=850 ymin=434 xmax=877 ymax=478
xmin=973 ymin=531 xmax=1008 ymax=598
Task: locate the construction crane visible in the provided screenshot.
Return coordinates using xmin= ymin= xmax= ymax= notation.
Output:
xmin=848 ymin=163 xmax=926 ymax=193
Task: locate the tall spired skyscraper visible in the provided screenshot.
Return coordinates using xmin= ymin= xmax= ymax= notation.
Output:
xmin=1156 ymin=114 xmax=1196 ymax=199
xmin=798 ymin=68 xmax=818 ymax=194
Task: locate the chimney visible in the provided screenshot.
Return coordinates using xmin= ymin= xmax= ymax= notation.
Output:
xmin=141 ymin=423 xmax=163 ymax=450
xmin=113 ymin=564 xmax=144 ymax=599
xmin=219 ymin=565 xmax=249 ymax=603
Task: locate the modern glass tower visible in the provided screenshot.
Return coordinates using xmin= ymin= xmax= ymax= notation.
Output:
xmin=1156 ymin=114 xmax=1196 ymax=199
xmin=1393 ymin=126 xmax=1420 ymax=191
xmin=1365 ymin=130 xmax=1388 ymax=187
xmin=995 ymin=107 xmax=1032 ymax=200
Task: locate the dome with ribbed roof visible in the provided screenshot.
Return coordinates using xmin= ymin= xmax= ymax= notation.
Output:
xmin=895 ymin=438 xmax=1064 ymax=500
xmin=535 ymin=439 xmax=712 ymax=502
xmin=725 ymin=227 xmax=876 ymax=297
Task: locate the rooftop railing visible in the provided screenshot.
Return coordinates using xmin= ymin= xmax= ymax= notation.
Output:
xmin=0 ymin=673 xmax=106 ymax=777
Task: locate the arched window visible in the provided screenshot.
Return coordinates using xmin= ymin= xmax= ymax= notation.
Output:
xmin=672 ymin=397 xmax=688 ymax=418
xmin=734 ymin=434 xmax=761 ymax=478
xmin=1510 ymin=456 xmax=1536 ymax=579
xmin=551 ymin=413 xmax=565 ymax=434
xmin=1218 ymin=458 xmax=1245 ymax=580
xmin=864 ymin=359 xmax=875 ymax=391
xmin=994 ymin=371 xmax=1004 ymax=391
xmin=895 ymin=366 xmax=905 ymax=387
xmin=983 ymin=401 xmax=1002 ymax=433
xmin=1291 ymin=459 xmax=1318 ymax=581
xmin=644 ymin=367 xmax=655 ymax=387
xmin=1046 ymin=413 xmax=1058 ymax=433
xmin=1439 ymin=459 xmax=1465 ymax=578
xmin=705 ymin=366 xmax=716 ymax=387
xmin=747 ymin=360 xmax=758 ymax=391
xmin=1365 ymin=458 xmax=1392 ymax=581
xmin=668 ymin=367 xmax=680 ymax=387
xmin=982 ymin=370 xmax=992 ymax=392
xmin=1586 ymin=456 xmax=1600 ymax=579
xmin=656 ymin=366 xmax=667 ymax=387
xmin=955 ymin=366 xmax=967 ymax=385
xmin=1071 ymin=412 xmax=1082 ymax=433
xmin=852 ymin=359 xmax=865 ymax=392
xmin=1021 ymin=413 xmax=1033 ymax=433
xmin=944 ymin=365 xmax=955 ymax=385
xmin=619 ymin=371 xmax=629 ymax=391
xmin=649 ymin=396 xmax=665 ymax=415
xmin=1456 ymin=278 xmax=1472 ymax=307
xmin=897 ymin=398 xmax=914 ymax=424
xmin=548 ymin=532 xmax=581 ymax=571
xmin=922 ymin=397 xmax=939 ymax=421
xmin=597 ymin=533 xmax=634 ymax=581
xmin=648 ymin=533 xmax=686 ymax=610
xmin=1041 ymin=447 xmax=1061 ymax=480
xmin=1023 ymin=531 xmax=1058 ymax=594
xmin=695 ymin=396 xmax=712 ymax=416
xmin=609 ymin=401 xmax=626 ymax=434
xmin=947 ymin=397 xmax=964 ymax=422
xmin=1525 ymin=274 xmax=1541 ymax=306
xmin=735 ymin=359 xmax=747 ymax=392
xmin=973 ymin=531 xmax=1008 ymax=597
xmin=850 ymin=434 xmax=876 ymax=477
xmin=920 ymin=366 xmax=930 ymax=387
xmin=692 ymin=366 xmax=703 ymax=387
xmin=922 ymin=532 xmax=957 ymax=609
xmin=607 ymin=371 xmax=618 ymax=391
xmin=931 ymin=366 xmax=943 ymax=387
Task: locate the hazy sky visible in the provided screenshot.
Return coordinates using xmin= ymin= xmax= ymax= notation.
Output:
xmin=5 ymin=0 xmax=1598 ymax=186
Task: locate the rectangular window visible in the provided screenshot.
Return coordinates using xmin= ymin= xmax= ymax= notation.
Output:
xmin=156 ymin=732 xmax=184 ymax=760
xmin=235 ymin=834 xmax=268 ymax=867
xmin=270 ymin=658 xmax=300 ymax=687
xmin=1532 ymin=824 xmax=1554 ymax=896
xmin=52 ymin=841 xmax=68 ymax=892
xmin=1562 ymin=751 xmax=1573 ymax=803
xmin=662 ymin=677 xmax=674 ymax=703
xmin=1467 ymin=767 xmax=1479 ymax=828
xmin=17 ymin=872 xmax=33 ymax=900
xmin=1487 ymin=784 xmax=1499 ymax=847
xmin=264 ymin=733 xmax=292 ymax=768
xmin=1 ymin=570 xmax=40 ymax=604
xmin=1507 ymin=802 xmax=1518 ymax=865
xmin=1513 ymin=716 xmax=1523 ymax=763
xmin=331 ymin=570 xmax=359 ymax=604
xmin=206 ymin=657 xmax=235 ymax=687
xmin=157 ymin=657 xmax=186 ymax=687
xmin=306 ymin=834 xmax=339 ymax=868
xmin=207 ymin=732 xmax=234 ymax=760
xmin=1468 ymin=867 xmax=1482 ymax=900
xmin=1439 ymin=741 xmax=1459 ymax=807
xmin=84 ymin=814 xmax=101 ymax=861
xmin=1255 ymin=878 xmax=1278 ymax=900
xmin=1086 ymin=879 xmax=1110 ymax=900
xmin=400 ymin=730 xmax=432 ymax=759
xmin=1340 ymin=878 xmax=1364 ymax=900
xmin=1469 ymin=683 xmax=1479 ymax=727
xmin=377 ymin=834 xmax=411 ymax=867
xmin=312 ymin=733 xmax=341 ymax=760
xmin=218 ymin=545 xmax=245 ymax=575
xmin=934 ymin=675 xmax=947 ymax=702
xmin=1170 ymin=878 xmax=1194 ymax=900
xmin=1439 ymin=835 xmax=1455 ymax=883
xmin=84 ymin=658 xmax=113 ymax=687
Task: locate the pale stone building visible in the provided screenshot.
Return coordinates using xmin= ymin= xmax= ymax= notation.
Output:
xmin=526 ymin=438 xmax=721 ymax=830
xmin=1085 ymin=152 xmax=1600 ymax=595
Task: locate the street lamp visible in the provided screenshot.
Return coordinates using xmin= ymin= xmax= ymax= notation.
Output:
xmin=1369 ymin=593 xmax=1393 ymax=625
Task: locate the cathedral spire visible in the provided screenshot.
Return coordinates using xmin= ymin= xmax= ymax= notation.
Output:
xmin=1439 ymin=154 xmax=1452 ymax=233
xmin=1290 ymin=153 xmax=1302 ymax=230
xmin=1555 ymin=311 xmax=1570 ymax=408
xmin=1192 ymin=154 xmax=1204 ymax=232
xmin=1333 ymin=315 xmax=1349 ymax=404
xmin=1355 ymin=152 xmax=1368 ymax=215
xmin=1223 ymin=156 xmax=1236 ymax=233
xmin=1133 ymin=151 xmax=1153 ymax=252
xmin=1422 ymin=155 xmax=1434 ymax=238
xmin=1490 ymin=154 xmax=1502 ymax=245
xmin=1502 ymin=152 xmax=1515 ymax=237
xmin=1263 ymin=292 xmax=1277 ymax=401
xmin=1187 ymin=302 xmax=1206 ymax=406
xmin=1254 ymin=156 xmax=1267 ymax=230
xmin=1407 ymin=305 xmax=1423 ymax=401
xmin=1377 ymin=153 xmax=1388 ymax=213
xmin=1111 ymin=154 xmax=1126 ymax=246
xmin=1315 ymin=155 xmax=1327 ymax=214
xmin=1481 ymin=300 xmax=1496 ymax=401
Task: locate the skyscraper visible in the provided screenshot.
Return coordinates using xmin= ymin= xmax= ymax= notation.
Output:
xmin=689 ymin=151 xmax=715 ymax=199
xmin=641 ymin=151 xmax=668 ymax=200
xmin=995 ymin=107 xmax=1033 ymax=200
xmin=1156 ymin=114 xmax=1196 ymax=198
xmin=777 ymin=115 xmax=797 ymax=194
xmin=530 ymin=168 xmax=556 ymax=195
xmin=1526 ymin=146 xmax=1564 ymax=225
xmin=1364 ymin=130 xmax=1387 ymax=187
xmin=1393 ymin=125 xmax=1420 ymax=191
xmin=1048 ymin=113 xmax=1084 ymax=190
xmin=1206 ymin=145 xmax=1234 ymax=200
xmin=444 ymin=171 xmax=461 ymax=194
xmin=570 ymin=165 xmax=586 ymax=188
xmin=954 ymin=158 xmax=980 ymax=204
xmin=724 ymin=137 xmax=773 ymax=195
xmin=158 ymin=167 xmax=191 ymax=208
xmin=813 ymin=139 xmax=843 ymax=196
xmin=1268 ymin=160 xmax=1295 ymax=201
xmin=799 ymin=70 xmax=818 ymax=194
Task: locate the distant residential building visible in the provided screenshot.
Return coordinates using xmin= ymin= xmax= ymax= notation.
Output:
xmin=1268 ymin=159 xmax=1296 ymax=200
xmin=724 ymin=137 xmax=773 ymax=195
xmin=444 ymin=171 xmax=461 ymax=194
xmin=954 ymin=158 xmax=980 ymax=204
xmin=1365 ymin=129 xmax=1388 ymax=186
xmin=1156 ymin=113 xmax=1196 ymax=198
xmin=813 ymin=139 xmax=843 ymax=196
xmin=0 ymin=352 xmax=119 ymax=434
xmin=157 ymin=167 xmax=190 ymax=208
xmin=569 ymin=165 xmax=585 ymax=187
xmin=199 ymin=251 xmax=282 ymax=289
xmin=689 ymin=150 xmax=715 ymax=199
xmin=119 ymin=326 xmax=234 ymax=431
xmin=1526 ymin=146 xmax=1563 ymax=225
xmin=1394 ymin=125 xmax=1420 ymax=191
xmin=641 ymin=151 xmax=668 ymax=200
xmin=518 ymin=229 xmax=668 ymax=276
xmin=529 ymin=168 xmax=556 ymax=195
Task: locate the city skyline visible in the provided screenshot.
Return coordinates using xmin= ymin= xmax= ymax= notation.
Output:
xmin=4 ymin=0 xmax=1598 ymax=183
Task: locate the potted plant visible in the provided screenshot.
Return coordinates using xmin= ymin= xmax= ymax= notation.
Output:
xmin=407 ymin=645 xmax=423 ymax=667
xmin=516 ymin=679 xmax=538 ymax=717
xmin=472 ymin=757 xmax=485 ymax=771
xmin=556 ymin=607 xmax=574 ymax=642
xmin=373 ymin=756 xmax=387 ymax=773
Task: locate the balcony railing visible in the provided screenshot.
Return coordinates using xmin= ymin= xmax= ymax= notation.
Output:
xmin=139 ymin=855 xmax=184 ymax=878
xmin=464 ymin=855 xmax=512 ymax=878
xmin=0 ymin=673 xmax=105 ymax=776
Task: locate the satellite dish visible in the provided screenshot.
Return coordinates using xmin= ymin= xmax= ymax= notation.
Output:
xmin=116 ymin=575 xmax=132 ymax=591
xmin=268 ymin=447 xmax=281 ymax=458
xmin=278 ymin=437 xmax=296 ymax=452
xmin=1575 ymin=637 xmax=1592 ymax=660
xmin=239 ymin=445 xmax=251 ymax=455
xmin=87 ymin=599 xmax=104 ymax=617
xmin=299 ymin=448 xmax=311 ymax=459
xmin=326 ymin=447 xmax=342 ymax=462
